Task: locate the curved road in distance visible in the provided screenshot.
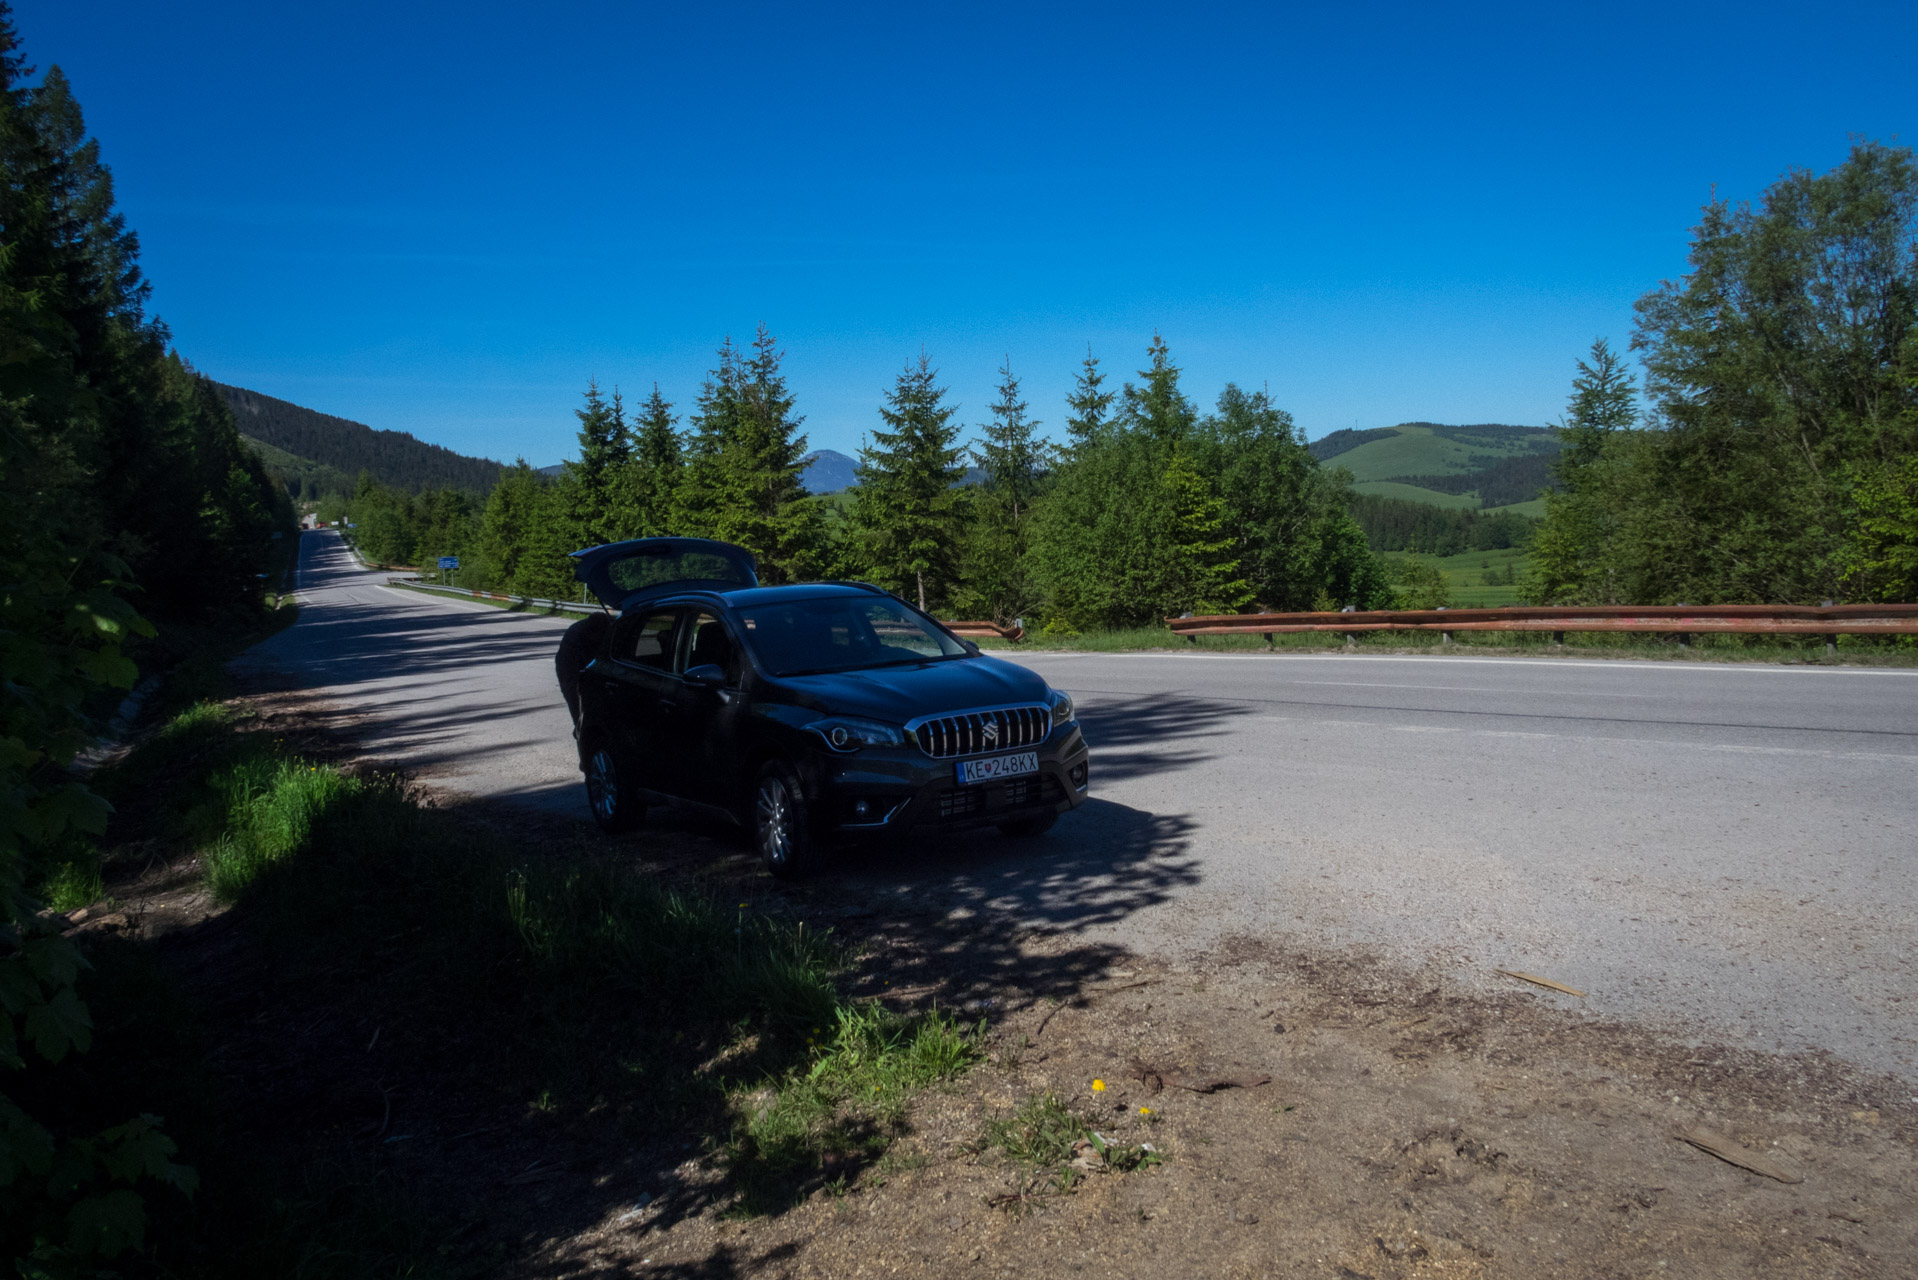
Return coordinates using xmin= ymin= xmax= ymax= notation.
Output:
xmin=245 ymin=531 xmax=1918 ymax=1078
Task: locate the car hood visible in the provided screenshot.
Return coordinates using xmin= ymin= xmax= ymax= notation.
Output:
xmin=775 ymin=655 xmax=1049 ymax=722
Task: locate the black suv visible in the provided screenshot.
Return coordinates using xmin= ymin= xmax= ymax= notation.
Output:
xmin=561 ymin=537 xmax=1089 ymax=874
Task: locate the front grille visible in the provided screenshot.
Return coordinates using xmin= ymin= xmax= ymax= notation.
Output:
xmin=937 ymin=788 xmax=987 ymax=821
xmin=911 ymin=704 xmax=1052 ymax=759
xmin=1003 ymin=774 xmax=1063 ymax=808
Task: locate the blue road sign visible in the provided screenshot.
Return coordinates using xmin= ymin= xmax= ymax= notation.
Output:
xmin=438 ymin=556 xmax=460 ymax=570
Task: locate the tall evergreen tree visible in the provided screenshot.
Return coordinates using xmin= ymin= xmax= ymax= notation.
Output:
xmin=621 ymin=382 xmax=683 ymax=537
xmin=1120 ymin=333 xmax=1198 ymax=443
xmin=852 ymin=351 xmax=969 ymax=611
xmin=722 ymin=324 xmax=822 ymax=582
xmin=1064 ymin=346 xmax=1114 ymax=447
xmin=973 ymin=357 xmax=1049 ymax=520
xmin=1527 ymin=340 xmax=1639 ymax=603
xmin=673 ymin=336 xmax=744 ymax=539
xmin=958 ymin=359 xmax=1050 ymax=622
xmin=562 ymin=380 xmax=630 ymax=547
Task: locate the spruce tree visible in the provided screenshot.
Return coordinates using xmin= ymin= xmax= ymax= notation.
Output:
xmin=853 ymin=351 xmax=969 ymax=611
xmin=723 ymin=324 xmax=823 ymax=582
xmin=622 ymin=382 xmax=683 ymax=537
xmin=1557 ymin=338 xmax=1637 ymax=478
xmin=1121 ymin=332 xmax=1197 ymax=443
xmin=959 ymin=359 xmax=1050 ymax=622
xmin=563 ymin=381 xmax=630 ymax=547
xmin=1064 ymin=346 xmax=1114 ymax=447
xmin=673 ymin=337 xmax=743 ymax=539
xmin=974 ymin=357 xmax=1049 ymax=521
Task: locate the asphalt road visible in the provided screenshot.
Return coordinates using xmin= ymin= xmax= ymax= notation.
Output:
xmin=244 ymin=531 xmax=1918 ymax=1078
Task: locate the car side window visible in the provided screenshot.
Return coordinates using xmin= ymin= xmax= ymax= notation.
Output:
xmin=613 ymin=610 xmax=679 ymax=671
xmin=680 ymin=612 xmax=742 ymax=687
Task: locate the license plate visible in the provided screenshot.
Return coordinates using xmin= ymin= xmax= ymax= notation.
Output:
xmin=956 ymin=751 xmax=1039 ymax=785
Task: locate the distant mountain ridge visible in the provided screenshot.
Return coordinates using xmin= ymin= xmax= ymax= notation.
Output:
xmin=216 ymin=383 xmax=505 ymax=495
xmin=800 ymin=449 xmax=859 ymax=494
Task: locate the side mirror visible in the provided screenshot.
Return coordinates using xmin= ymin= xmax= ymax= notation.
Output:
xmin=961 ymin=640 xmax=981 ymax=656
xmin=684 ymin=663 xmax=727 ymax=689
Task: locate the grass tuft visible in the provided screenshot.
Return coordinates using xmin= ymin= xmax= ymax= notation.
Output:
xmin=202 ymin=756 xmax=361 ymax=901
xmin=725 ymin=1002 xmax=980 ymax=1212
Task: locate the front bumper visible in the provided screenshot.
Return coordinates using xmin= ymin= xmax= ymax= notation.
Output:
xmin=809 ymin=722 xmax=1090 ymax=837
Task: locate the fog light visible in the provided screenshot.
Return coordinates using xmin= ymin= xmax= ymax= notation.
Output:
xmin=852 ymin=799 xmax=871 ymax=818
xmin=1069 ymin=762 xmax=1088 ymax=787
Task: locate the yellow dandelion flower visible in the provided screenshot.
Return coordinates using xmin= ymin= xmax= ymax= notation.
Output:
xmin=1091 ymin=1079 xmax=1106 ymax=1092
xmin=1139 ymin=1106 xmax=1152 ymax=1115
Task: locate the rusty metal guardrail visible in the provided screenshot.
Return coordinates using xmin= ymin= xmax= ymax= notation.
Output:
xmin=1166 ymin=604 xmax=1918 ymax=648
xmin=942 ymin=620 xmax=1026 ymax=642
xmin=386 ymin=576 xmax=604 ymax=618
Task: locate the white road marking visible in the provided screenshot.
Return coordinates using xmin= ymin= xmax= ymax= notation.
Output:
xmin=1292 ymin=680 xmax=1667 ymax=697
xmin=1246 ymin=715 xmax=1918 ymax=763
xmin=1022 ymin=650 xmax=1918 ymax=677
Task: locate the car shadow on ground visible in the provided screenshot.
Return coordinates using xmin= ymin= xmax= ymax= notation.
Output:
xmin=420 ymin=697 xmax=1240 ymax=1251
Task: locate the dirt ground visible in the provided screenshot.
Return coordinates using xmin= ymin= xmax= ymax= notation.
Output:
xmin=540 ymin=933 xmax=1918 ymax=1280
xmin=90 ymin=691 xmax=1918 ymax=1280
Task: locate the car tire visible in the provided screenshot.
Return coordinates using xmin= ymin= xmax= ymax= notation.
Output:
xmin=584 ymin=739 xmax=644 ymax=834
xmin=753 ymin=760 xmax=814 ymax=877
xmin=997 ymin=811 xmax=1058 ymax=839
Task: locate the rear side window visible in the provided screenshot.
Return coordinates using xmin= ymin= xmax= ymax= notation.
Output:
xmin=614 ymin=611 xmax=679 ymax=671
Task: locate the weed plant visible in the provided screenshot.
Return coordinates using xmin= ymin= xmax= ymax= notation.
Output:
xmin=980 ymin=1091 xmax=1162 ymax=1207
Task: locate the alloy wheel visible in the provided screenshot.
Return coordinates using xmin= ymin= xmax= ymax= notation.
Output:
xmin=756 ymin=775 xmax=793 ymax=867
xmin=588 ymin=748 xmax=618 ymax=822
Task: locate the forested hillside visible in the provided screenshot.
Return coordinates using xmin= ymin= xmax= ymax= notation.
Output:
xmin=216 ymin=382 xmax=504 ymax=495
xmin=1307 ymin=422 xmax=1561 ymax=511
xmin=1 ymin=10 xmax=299 ymax=1269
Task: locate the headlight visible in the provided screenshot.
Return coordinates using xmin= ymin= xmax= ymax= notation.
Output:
xmin=1047 ymin=687 xmax=1075 ymax=723
xmin=809 ymin=716 xmax=906 ymax=752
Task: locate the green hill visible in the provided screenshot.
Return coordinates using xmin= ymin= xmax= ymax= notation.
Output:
xmin=1311 ymin=422 xmax=1560 ymax=509
xmin=217 ymin=383 xmax=505 ymax=497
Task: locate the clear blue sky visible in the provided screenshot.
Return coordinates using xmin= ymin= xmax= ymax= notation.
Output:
xmin=17 ymin=0 xmax=1915 ymax=466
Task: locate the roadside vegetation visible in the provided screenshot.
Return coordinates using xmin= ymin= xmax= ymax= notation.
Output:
xmin=18 ymin=695 xmax=980 ymax=1272
xmin=340 ymin=142 xmax=1918 ymax=638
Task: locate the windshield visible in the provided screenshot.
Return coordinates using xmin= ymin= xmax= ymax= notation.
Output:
xmin=736 ymin=594 xmax=968 ymax=676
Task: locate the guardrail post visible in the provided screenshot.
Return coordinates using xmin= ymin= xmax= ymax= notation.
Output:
xmin=1552 ymin=630 xmax=1565 ymax=646
xmin=1676 ymin=632 xmax=1691 ymax=649
xmin=1262 ymin=631 xmax=1274 ymax=646
xmin=1441 ymin=629 xmax=1453 ymax=645
xmin=1826 ymin=634 xmax=1837 ymax=656
xmin=1343 ymin=631 xmax=1357 ymax=648
xmin=1185 ymin=633 xmax=1196 ymax=645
